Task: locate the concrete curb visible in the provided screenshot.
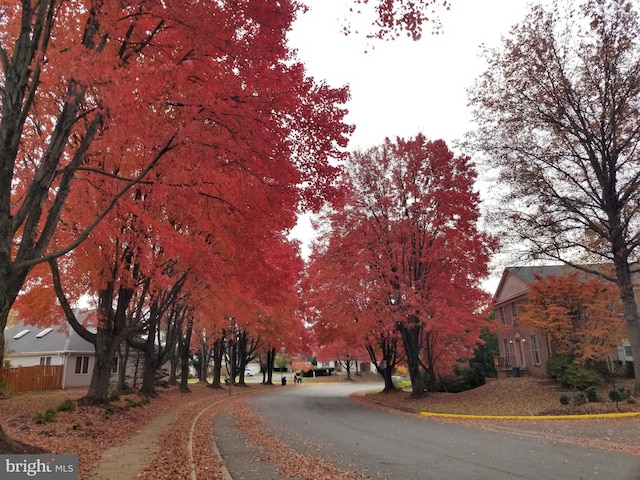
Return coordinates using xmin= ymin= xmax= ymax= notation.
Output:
xmin=419 ymin=411 xmax=640 ymax=420
xmin=359 ymin=389 xmax=640 ymax=421
xmin=188 ymin=395 xmax=235 ymax=480
xmin=189 ymin=386 xmax=280 ymax=480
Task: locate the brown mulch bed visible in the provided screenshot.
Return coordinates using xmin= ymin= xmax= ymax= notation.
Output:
xmin=363 ymin=377 xmax=640 ymax=456
xmin=366 ymin=377 xmax=640 ymax=416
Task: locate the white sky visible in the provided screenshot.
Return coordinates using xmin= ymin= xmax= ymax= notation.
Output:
xmin=287 ymin=0 xmax=539 ymax=290
xmin=288 ymin=0 xmax=536 ymax=150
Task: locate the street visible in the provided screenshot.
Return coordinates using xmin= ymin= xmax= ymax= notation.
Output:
xmin=227 ymin=382 xmax=640 ymax=480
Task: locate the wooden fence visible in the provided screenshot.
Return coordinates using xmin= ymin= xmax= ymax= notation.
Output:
xmin=0 ymin=365 xmax=63 ymax=393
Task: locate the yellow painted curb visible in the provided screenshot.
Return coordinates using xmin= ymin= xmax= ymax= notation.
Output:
xmin=420 ymin=411 xmax=640 ymax=420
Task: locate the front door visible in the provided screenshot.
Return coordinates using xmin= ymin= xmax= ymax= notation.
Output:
xmin=514 ymin=339 xmax=526 ymax=367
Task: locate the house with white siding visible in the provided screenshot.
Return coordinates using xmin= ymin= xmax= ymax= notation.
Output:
xmin=3 ymin=312 xmax=117 ymax=388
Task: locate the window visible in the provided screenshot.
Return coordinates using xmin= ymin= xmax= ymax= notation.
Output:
xmin=503 ymin=339 xmax=512 ymax=366
xmin=39 ymin=356 xmax=51 ymax=366
xmin=624 ymin=346 xmax=633 ymax=358
xmin=511 ymin=302 xmax=519 ymax=317
xmin=499 ymin=307 xmax=507 ymax=325
xmin=75 ymin=356 xmax=90 ymax=375
xmin=36 ymin=327 xmax=53 ymax=338
xmin=13 ymin=329 xmax=29 ymax=339
xmin=530 ymin=335 xmax=541 ymax=365
xmin=111 ymin=357 xmax=119 ymax=374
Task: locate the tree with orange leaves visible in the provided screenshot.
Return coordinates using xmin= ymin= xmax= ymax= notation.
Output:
xmin=518 ymin=272 xmax=626 ymax=363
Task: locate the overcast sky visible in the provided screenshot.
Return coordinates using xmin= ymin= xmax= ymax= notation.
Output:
xmin=288 ymin=0 xmax=536 ymax=150
xmin=287 ymin=0 xmax=539 ymax=290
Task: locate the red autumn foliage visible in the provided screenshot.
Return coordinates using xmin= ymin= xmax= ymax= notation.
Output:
xmin=305 ymin=135 xmax=495 ymax=396
xmin=8 ymin=0 xmax=351 ymax=408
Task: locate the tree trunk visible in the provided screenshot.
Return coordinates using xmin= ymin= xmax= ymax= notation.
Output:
xmin=168 ymin=352 xmax=178 ymax=385
xmin=198 ymin=350 xmax=209 ymax=382
xmin=209 ymin=336 xmax=224 ymax=389
xmin=381 ymin=363 xmax=395 ymax=391
xmin=139 ymin=336 xmax=158 ymax=396
xmin=179 ymin=317 xmax=193 ymax=393
xmin=345 ymin=360 xmax=353 ymax=381
xmin=398 ymin=316 xmax=427 ymax=397
xmin=612 ymin=257 xmax=640 ymax=396
xmin=236 ymin=331 xmax=248 ymax=386
xmin=81 ymin=328 xmax=121 ymax=405
xmin=365 ymin=341 xmax=398 ymax=393
xmin=0 ymin=271 xmax=29 ymax=368
xmin=264 ymin=347 xmax=275 ymax=385
xmin=422 ymin=331 xmax=438 ymax=392
xmin=226 ymin=339 xmax=238 ymax=384
xmin=117 ymin=342 xmax=131 ymax=391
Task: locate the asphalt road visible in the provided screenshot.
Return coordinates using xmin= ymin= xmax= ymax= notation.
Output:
xmin=243 ymin=382 xmax=640 ymax=480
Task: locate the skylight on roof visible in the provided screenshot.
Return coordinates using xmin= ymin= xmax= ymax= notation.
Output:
xmin=13 ymin=329 xmax=29 ymax=339
xmin=36 ymin=327 xmax=54 ymax=338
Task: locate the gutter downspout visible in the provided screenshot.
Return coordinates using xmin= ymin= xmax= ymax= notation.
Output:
xmin=60 ymin=335 xmax=72 ymax=389
xmin=58 ymin=352 xmax=70 ymax=389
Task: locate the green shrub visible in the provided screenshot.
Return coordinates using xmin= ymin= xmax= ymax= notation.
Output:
xmin=559 ymin=394 xmax=570 ymax=405
xmin=626 ymin=361 xmax=635 ymax=379
xmin=585 ymin=359 xmax=610 ymax=378
xmin=108 ymin=390 xmax=121 ymax=402
xmin=546 ymin=356 xmax=604 ymax=390
xmin=585 ymin=386 xmax=600 ymax=403
xmin=436 ymin=373 xmax=470 ymax=393
xmin=573 ymin=392 xmax=587 ymax=405
xmin=459 ymin=365 xmax=487 ymax=389
xmin=393 ymin=379 xmax=411 ymax=390
xmin=562 ymin=364 xmax=603 ymax=390
xmin=57 ymin=399 xmax=75 ymax=412
xmin=609 ymin=387 xmax=632 ymax=402
xmin=546 ymin=355 xmax=573 ymax=381
xmin=33 ymin=408 xmax=56 ymax=424
xmin=124 ymin=396 xmax=151 ymax=408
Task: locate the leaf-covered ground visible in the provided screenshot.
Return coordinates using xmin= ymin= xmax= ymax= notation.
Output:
xmin=366 ymin=377 xmax=640 ymax=416
xmin=0 ymin=377 xmax=638 ymax=479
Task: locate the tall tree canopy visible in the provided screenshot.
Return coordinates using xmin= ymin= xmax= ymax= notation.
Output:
xmin=344 ymin=0 xmax=449 ymax=40
xmin=469 ymin=0 xmax=640 ymax=393
xmin=0 ymin=0 xmax=350 ymax=358
xmin=0 ymin=0 xmax=353 ymax=446
xmin=306 ymin=135 xmax=494 ymax=396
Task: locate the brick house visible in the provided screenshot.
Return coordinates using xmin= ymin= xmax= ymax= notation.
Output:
xmin=493 ymin=265 xmax=633 ymax=378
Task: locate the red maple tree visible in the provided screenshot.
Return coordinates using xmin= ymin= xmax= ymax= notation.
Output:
xmin=7 ymin=0 xmax=350 ymax=407
xmin=306 ymin=135 xmax=494 ymax=396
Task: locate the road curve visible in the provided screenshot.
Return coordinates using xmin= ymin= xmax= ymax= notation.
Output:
xmin=239 ymin=382 xmax=640 ymax=480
